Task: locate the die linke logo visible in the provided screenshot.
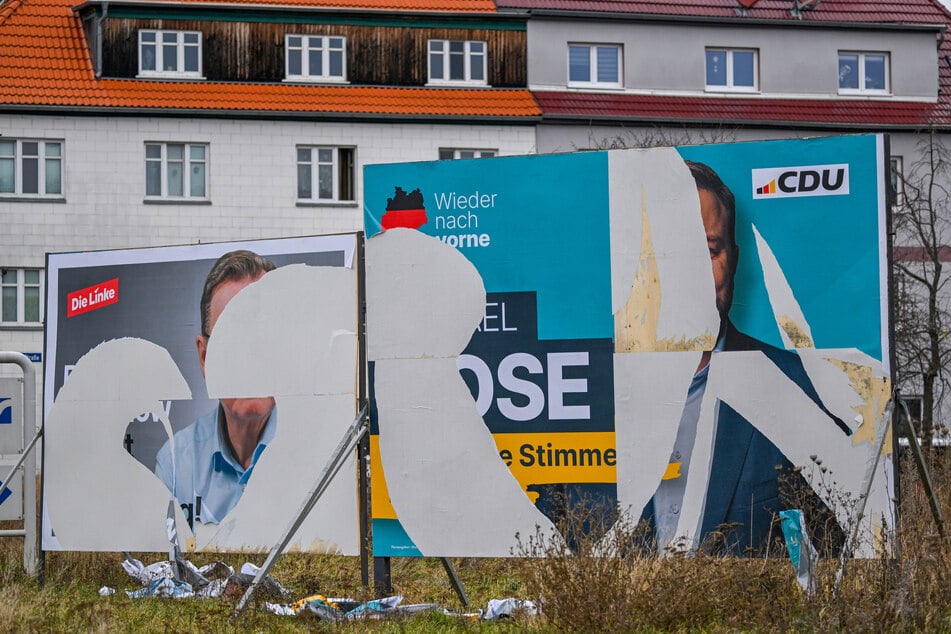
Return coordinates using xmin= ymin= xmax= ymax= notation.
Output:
xmin=67 ymin=278 xmax=119 ymax=317
xmin=752 ymin=163 xmax=849 ymax=199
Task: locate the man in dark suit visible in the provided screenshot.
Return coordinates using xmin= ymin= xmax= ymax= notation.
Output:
xmin=646 ymin=162 xmax=848 ymax=555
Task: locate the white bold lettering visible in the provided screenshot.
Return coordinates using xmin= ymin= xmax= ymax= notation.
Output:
xmin=547 ymin=351 xmax=590 ymax=420
xmin=457 ymin=354 xmax=493 ymax=416
xmin=497 ymin=353 xmax=545 ymax=422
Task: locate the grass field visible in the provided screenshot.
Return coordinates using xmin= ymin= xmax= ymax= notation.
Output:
xmin=1 ymin=451 xmax=949 ymax=632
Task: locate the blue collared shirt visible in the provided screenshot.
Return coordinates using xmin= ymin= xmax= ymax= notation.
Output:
xmin=155 ymin=405 xmax=276 ymax=525
xmin=652 ymin=335 xmax=726 ymax=548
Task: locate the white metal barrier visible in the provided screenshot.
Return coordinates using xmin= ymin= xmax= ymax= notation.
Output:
xmin=0 ymin=352 xmax=39 ymax=575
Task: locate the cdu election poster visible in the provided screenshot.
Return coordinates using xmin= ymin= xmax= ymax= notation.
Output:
xmin=363 ymin=134 xmax=892 ymax=558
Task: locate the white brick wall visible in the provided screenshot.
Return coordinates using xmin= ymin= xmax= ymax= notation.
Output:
xmin=0 ymin=113 xmax=537 ymax=424
xmin=0 ymin=115 xmax=536 ymax=266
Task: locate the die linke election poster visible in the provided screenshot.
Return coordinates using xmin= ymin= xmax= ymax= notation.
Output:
xmin=42 ymin=234 xmax=361 ymax=553
xmin=363 ymin=135 xmax=893 ymax=559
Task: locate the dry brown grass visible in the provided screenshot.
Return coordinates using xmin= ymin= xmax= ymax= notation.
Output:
xmin=514 ymin=450 xmax=951 ymax=633
xmin=1 ymin=451 xmax=949 ymax=632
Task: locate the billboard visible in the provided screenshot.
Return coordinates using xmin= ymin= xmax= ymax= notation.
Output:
xmin=42 ymin=235 xmax=361 ymax=553
xmin=364 ymin=135 xmax=893 ymax=558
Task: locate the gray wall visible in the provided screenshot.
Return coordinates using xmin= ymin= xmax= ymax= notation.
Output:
xmin=528 ymin=19 xmax=939 ymax=99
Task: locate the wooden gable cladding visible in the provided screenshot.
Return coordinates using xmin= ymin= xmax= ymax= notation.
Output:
xmin=100 ymin=19 xmax=526 ymax=87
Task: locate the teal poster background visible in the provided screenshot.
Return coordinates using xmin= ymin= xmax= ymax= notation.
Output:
xmin=364 ymin=151 xmax=614 ymax=342
xmin=677 ymin=134 xmax=885 ymax=363
xmin=364 ymin=134 xmax=887 ymax=557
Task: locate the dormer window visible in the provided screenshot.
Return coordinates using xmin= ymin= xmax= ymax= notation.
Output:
xmin=568 ymin=44 xmax=622 ymax=88
xmin=138 ymin=30 xmax=202 ymax=78
xmin=428 ymin=40 xmax=486 ymax=86
xmin=838 ymin=52 xmax=889 ymax=95
xmin=705 ymin=48 xmax=758 ymax=92
xmin=286 ymin=35 xmax=347 ymax=82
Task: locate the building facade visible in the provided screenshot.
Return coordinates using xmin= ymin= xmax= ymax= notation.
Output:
xmin=0 ymin=0 xmax=539 ymax=420
xmin=3 ymin=0 xmax=951 ymax=437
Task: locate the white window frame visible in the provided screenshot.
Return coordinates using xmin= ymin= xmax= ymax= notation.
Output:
xmin=705 ymin=48 xmax=759 ymax=92
xmin=285 ymin=35 xmax=347 ymax=82
xmin=1 ymin=268 xmax=44 ymax=325
xmin=838 ymin=51 xmax=890 ymax=95
xmin=296 ymin=146 xmax=355 ymax=203
xmin=427 ymin=40 xmax=487 ymax=86
xmin=439 ymin=148 xmax=497 ymax=160
xmin=144 ymin=142 xmax=208 ymax=200
xmin=0 ymin=139 xmax=63 ymax=198
xmin=567 ymin=44 xmax=622 ymax=88
xmin=138 ymin=29 xmax=203 ymax=78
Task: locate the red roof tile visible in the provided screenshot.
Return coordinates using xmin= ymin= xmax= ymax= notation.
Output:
xmin=0 ymin=0 xmax=537 ymax=117
xmin=495 ymin=0 xmax=951 ymax=24
xmin=533 ymin=91 xmax=949 ymax=127
xmin=503 ymin=0 xmax=951 ymax=128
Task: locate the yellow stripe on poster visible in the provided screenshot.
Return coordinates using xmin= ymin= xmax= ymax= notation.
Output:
xmin=493 ymin=432 xmax=616 ymax=496
xmin=370 ymin=431 xmax=617 ymax=519
xmin=369 ymin=435 xmax=398 ymax=520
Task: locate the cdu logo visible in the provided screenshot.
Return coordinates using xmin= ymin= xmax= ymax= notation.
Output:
xmin=752 ymin=163 xmax=849 ymax=199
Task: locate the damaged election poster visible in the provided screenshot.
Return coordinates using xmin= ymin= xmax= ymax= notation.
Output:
xmin=363 ymin=134 xmax=893 ymax=558
xmin=42 ymin=235 xmax=361 ymax=553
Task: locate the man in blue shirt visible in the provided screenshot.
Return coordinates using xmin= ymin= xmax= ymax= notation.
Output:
xmin=155 ymin=250 xmax=277 ymax=526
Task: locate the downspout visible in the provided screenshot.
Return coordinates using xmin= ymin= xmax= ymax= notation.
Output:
xmin=95 ymin=2 xmax=107 ymax=78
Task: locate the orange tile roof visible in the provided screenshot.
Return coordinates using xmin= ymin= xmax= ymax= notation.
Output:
xmin=0 ymin=0 xmax=538 ymax=118
xmin=107 ymin=0 xmax=497 ymax=9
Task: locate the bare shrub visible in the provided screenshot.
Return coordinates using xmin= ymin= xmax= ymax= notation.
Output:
xmin=515 ymin=450 xmax=951 ymax=632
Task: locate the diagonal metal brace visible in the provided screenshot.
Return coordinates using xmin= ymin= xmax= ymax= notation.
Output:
xmin=231 ymin=404 xmax=369 ymax=621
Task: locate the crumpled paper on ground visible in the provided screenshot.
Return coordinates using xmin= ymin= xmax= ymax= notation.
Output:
xmin=483 ymin=597 xmax=539 ymax=620
xmin=113 ymin=556 xmax=535 ymax=622
xmin=117 ymin=556 xmax=287 ymax=601
xmin=265 ymin=594 xmax=535 ymax=622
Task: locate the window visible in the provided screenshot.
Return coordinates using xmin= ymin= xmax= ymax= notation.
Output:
xmin=1 ymin=268 xmax=43 ymax=325
xmin=0 ymin=139 xmax=63 ymax=197
xmin=890 ymin=156 xmax=904 ymax=206
xmin=838 ymin=52 xmax=889 ymax=94
xmin=286 ymin=35 xmax=346 ymax=82
xmin=145 ymin=143 xmax=207 ymax=200
xmin=428 ymin=40 xmax=486 ymax=85
xmin=139 ymin=30 xmax=202 ymax=78
xmin=439 ymin=149 xmax=497 ymax=160
xmin=705 ymin=48 xmax=758 ymax=92
xmin=900 ymin=394 xmax=923 ymax=424
xmin=568 ymin=44 xmax=621 ymax=88
xmin=296 ymin=146 xmax=354 ymax=202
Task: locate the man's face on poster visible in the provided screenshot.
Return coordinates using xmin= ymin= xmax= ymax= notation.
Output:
xmin=699 ymin=188 xmax=739 ymax=318
xmin=196 ymin=274 xmax=276 ymax=423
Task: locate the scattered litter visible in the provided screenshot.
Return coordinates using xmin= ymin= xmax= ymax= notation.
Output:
xmin=780 ymin=508 xmax=819 ymax=597
xmin=116 ymin=555 xmax=287 ymax=601
xmin=126 ymin=577 xmax=194 ymax=599
xmin=264 ymin=602 xmax=297 ymax=616
xmin=267 ymin=594 xmax=406 ymax=620
xmin=121 ymin=557 xmax=173 ymax=585
xmin=265 ymin=594 xmax=534 ymax=622
xmin=106 ymin=556 xmax=538 ymax=623
xmin=483 ymin=597 xmax=539 ymax=620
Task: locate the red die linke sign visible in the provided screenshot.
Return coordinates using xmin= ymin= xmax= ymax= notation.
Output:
xmin=67 ymin=278 xmax=119 ymax=317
